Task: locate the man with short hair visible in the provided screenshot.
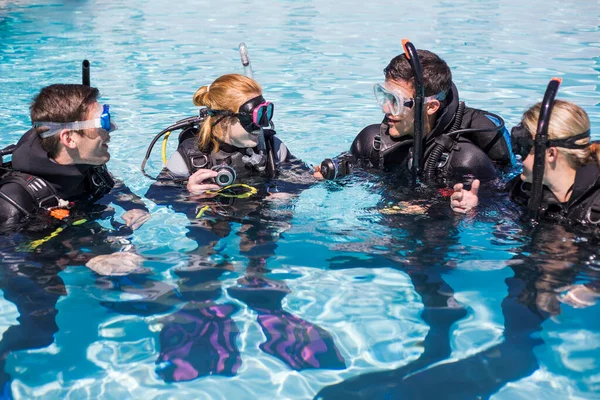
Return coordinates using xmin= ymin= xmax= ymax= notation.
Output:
xmin=317 ymin=49 xmax=514 ymax=182
xmin=0 ymin=83 xmax=149 ymax=230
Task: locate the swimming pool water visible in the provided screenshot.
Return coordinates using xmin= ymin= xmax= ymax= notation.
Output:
xmin=1 ymin=0 xmax=600 ymax=398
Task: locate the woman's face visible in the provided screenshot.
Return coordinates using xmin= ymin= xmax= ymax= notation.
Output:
xmin=221 ymin=93 xmax=262 ymax=148
xmin=520 ymin=151 xmax=535 ymax=182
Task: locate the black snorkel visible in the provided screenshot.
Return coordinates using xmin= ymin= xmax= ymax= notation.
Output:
xmin=238 ymin=42 xmax=276 ymax=179
xmin=82 ymin=59 xmax=90 ymax=86
xmin=401 ymin=39 xmax=425 ymax=181
xmin=260 ymin=125 xmax=277 ymax=179
xmin=527 ymin=77 xmax=562 ymax=221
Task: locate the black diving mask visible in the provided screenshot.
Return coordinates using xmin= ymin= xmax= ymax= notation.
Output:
xmin=510 ymin=122 xmax=591 ymax=159
xmin=207 ymin=95 xmax=274 ymax=134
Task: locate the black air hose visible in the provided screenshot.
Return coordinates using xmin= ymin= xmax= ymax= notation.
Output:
xmin=424 ymin=101 xmax=465 ymax=179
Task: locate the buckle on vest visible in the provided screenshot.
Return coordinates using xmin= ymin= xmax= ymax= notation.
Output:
xmin=586 ymin=205 xmax=600 ymax=225
xmin=373 ymin=135 xmax=382 ymax=152
xmin=191 ymin=154 xmax=209 ymax=169
xmin=37 ymin=194 xmax=61 ymax=209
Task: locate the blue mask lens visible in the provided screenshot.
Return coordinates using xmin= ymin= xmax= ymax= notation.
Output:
xmin=255 ymin=103 xmax=274 ymax=127
xmin=100 ymin=104 xmax=112 ymax=131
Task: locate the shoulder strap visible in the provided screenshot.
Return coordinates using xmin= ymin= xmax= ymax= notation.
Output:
xmin=88 ymin=165 xmax=115 ymax=199
xmin=0 ymin=170 xmax=63 ymax=215
xmin=177 ymin=137 xmax=213 ymax=173
xmin=369 ymin=122 xmax=387 ymax=169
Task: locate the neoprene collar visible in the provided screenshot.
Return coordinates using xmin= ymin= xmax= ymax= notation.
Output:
xmin=11 ymin=128 xmax=93 ymax=199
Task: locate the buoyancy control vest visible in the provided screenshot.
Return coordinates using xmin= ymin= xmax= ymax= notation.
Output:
xmin=164 ymin=125 xmax=289 ymax=180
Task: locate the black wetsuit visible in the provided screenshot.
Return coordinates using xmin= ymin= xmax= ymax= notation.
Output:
xmin=507 ymin=161 xmax=600 ymax=227
xmin=350 ymin=83 xmax=514 ymax=181
xmin=0 ymin=128 xmax=146 ymax=230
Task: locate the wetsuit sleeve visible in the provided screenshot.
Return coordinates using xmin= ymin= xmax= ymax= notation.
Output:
xmin=0 ymin=183 xmax=35 ymax=228
xmin=448 ymin=139 xmax=498 ymax=181
xmin=166 ymin=151 xmax=192 ymax=177
xmin=350 ymin=124 xmax=380 ymax=161
xmin=272 ymin=136 xmax=292 ymax=163
xmin=103 ymin=180 xmax=149 ymax=212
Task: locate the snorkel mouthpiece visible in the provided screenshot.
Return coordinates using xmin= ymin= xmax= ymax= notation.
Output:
xmin=402 ymin=39 xmax=425 ymax=181
xmin=528 ymin=77 xmax=562 ymax=222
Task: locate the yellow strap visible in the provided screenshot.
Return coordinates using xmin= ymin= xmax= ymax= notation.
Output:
xmin=195 ymin=205 xmax=210 ymax=218
xmin=27 ymin=218 xmax=88 ymax=250
xmin=28 ymin=226 xmax=65 ymax=250
xmin=161 ymin=131 xmax=172 ymax=165
xmin=205 ymin=183 xmax=258 ymax=199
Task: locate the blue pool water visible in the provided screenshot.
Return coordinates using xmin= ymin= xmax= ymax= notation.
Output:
xmin=1 ymin=0 xmax=600 ymax=398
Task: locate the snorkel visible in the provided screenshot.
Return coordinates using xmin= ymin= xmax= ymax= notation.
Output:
xmin=239 ymin=42 xmax=254 ymax=80
xmin=401 ymin=39 xmax=425 ymax=180
xmin=238 ymin=42 xmax=276 ymax=179
xmin=82 ymin=59 xmax=90 ymax=86
xmin=527 ymin=77 xmax=562 ymax=221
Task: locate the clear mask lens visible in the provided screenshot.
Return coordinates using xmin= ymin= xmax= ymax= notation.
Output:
xmin=373 ymin=84 xmax=413 ymax=116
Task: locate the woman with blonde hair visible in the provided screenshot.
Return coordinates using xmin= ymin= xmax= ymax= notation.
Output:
xmin=142 ymin=75 xmax=345 ymax=380
xmin=161 ymin=73 xmax=300 ymax=195
xmin=451 ymin=99 xmax=600 ymax=226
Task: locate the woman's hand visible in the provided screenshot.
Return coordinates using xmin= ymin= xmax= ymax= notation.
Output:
xmin=451 ymin=179 xmax=480 ymax=213
xmin=313 ymin=165 xmax=324 ymax=180
xmin=186 ymin=169 xmax=220 ymax=196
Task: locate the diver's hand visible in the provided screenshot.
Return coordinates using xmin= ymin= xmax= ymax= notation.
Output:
xmin=186 ymin=169 xmax=220 ymax=196
xmin=313 ymin=165 xmax=324 ymax=180
xmin=86 ymin=252 xmax=148 ymax=276
xmin=451 ymin=179 xmax=480 ymax=213
xmin=122 ymin=209 xmax=151 ymax=230
xmin=558 ymin=285 xmax=600 ymax=308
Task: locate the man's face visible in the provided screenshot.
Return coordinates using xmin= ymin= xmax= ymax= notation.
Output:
xmin=381 ymin=79 xmax=415 ymax=139
xmin=73 ymin=102 xmax=111 ymax=165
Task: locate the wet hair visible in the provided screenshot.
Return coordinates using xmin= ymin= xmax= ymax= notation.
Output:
xmin=383 ymin=49 xmax=452 ymax=100
xmin=30 ymin=84 xmax=100 ymax=158
xmin=192 ymin=74 xmax=262 ymax=152
xmin=522 ymin=100 xmax=592 ymax=168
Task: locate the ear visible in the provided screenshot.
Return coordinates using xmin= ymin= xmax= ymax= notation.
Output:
xmin=426 ymin=99 xmax=441 ymax=116
xmin=546 ymin=147 xmax=559 ymax=162
xmin=57 ymin=129 xmax=78 ymax=150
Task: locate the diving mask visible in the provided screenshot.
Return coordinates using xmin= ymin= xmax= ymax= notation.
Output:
xmin=373 ymin=83 xmax=446 ymax=117
xmin=34 ymin=104 xmax=117 ymax=138
xmin=510 ymin=122 xmax=591 ymax=159
xmin=207 ymin=95 xmax=274 ymax=134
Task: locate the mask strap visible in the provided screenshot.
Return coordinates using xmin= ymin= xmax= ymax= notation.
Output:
xmin=207 ymin=110 xmax=234 ymax=127
xmin=547 ymin=130 xmax=590 ymax=149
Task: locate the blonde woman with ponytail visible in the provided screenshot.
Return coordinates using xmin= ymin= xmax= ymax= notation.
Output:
xmin=161 ymin=74 xmax=300 ymax=196
xmin=451 ymin=100 xmax=600 ymax=226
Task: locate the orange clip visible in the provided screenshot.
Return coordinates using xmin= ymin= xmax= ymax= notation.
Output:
xmin=49 ymin=208 xmax=70 ymax=220
xmin=402 ymin=39 xmax=411 ymax=59
xmin=551 ymin=77 xmax=563 ymax=84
